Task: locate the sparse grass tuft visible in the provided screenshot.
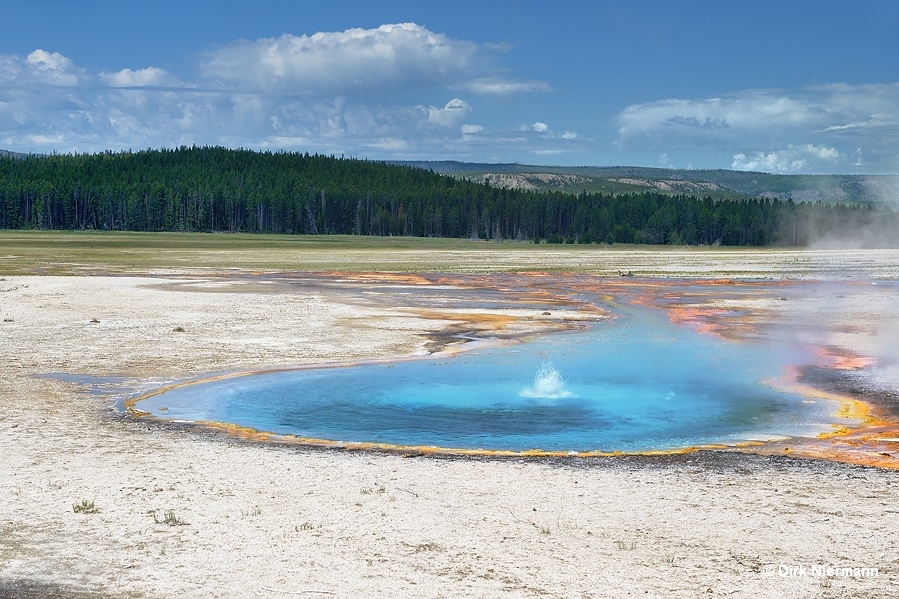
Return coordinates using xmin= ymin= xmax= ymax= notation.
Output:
xmin=538 ymin=525 xmax=551 ymax=535
xmin=72 ymin=499 xmax=99 ymax=514
xmin=154 ymin=509 xmax=187 ymax=526
xmin=615 ymin=540 xmax=637 ymax=550
xmin=295 ymin=522 xmax=320 ymax=531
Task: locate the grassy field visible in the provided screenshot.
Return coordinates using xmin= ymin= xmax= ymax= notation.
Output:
xmin=0 ymin=230 xmax=689 ymax=275
xmin=2 ymin=230 xmax=897 ymax=278
xmin=0 ymin=231 xmax=538 ymax=275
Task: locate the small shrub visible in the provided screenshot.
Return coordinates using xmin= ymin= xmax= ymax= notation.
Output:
xmin=72 ymin=499 xmax=99 ymax=514
xmin=89 ymin=318 xmax=100 ymax=324
xmin=173 ymin=326 xmax=185 ymax=332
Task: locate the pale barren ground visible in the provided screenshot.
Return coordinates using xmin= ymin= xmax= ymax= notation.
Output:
xmin=1 ymin=237 xmax=899 ymax=598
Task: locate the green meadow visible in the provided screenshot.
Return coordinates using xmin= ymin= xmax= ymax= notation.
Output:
xmin=3 ymin=230 xmax=880 ymax=279
xmin=0 ymin=230 xmax=621 ymax=275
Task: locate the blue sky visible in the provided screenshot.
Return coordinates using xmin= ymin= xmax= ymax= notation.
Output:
xmin=2 ymin=0 xmax=898 ymax=173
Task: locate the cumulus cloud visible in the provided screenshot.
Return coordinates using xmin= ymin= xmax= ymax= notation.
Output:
xmin=199 ymin=23 xmax=549 ymax=97
xmin=25 ymin=50 xmax=84 ymax=86
xmin=0 ymin=23 xmax=562 ymax=161
xmin=0 ymin=49 xmax=87 ymax=88
xmin=99 ymin=67 xmax=179 ymax=88
xmin=515 ymin=122 xmax=579 ymax=141
xmin=617 ymin=83 xmax=899 ymax=173
xmin=200 ymin=23 xmax=479 ymax=95
xmin=731 ymin=144 xmax=841 ymax=172
xmin=427 ymin=98 xmax=471 ymax=127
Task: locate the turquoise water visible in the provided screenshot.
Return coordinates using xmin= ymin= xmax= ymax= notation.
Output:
xmin=136 ymin=303 xmax=843 ymax=452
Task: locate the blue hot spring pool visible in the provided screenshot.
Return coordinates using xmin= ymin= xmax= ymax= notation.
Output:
xmin=134 ymin=304 xmax=847 ymax=453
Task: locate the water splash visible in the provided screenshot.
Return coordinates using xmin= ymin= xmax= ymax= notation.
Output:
xmin=520 ymin=358 xmax=575 ymax=399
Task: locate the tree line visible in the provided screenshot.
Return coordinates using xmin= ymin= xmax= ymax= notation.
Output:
xmin=1 ymin=146 xmax=895 ymax=246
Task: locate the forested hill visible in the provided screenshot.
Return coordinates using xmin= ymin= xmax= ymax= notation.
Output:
xmin=1 ymin=146 xmax=897 ymax=247
xmin=393 ymin=161 xmax=899 ymax=206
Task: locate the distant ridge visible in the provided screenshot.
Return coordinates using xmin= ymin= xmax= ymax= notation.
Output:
xmin=0 ymin=149 xmax=34 ymax=159
xmin=392 ymin=160 xmax=899 ymax=206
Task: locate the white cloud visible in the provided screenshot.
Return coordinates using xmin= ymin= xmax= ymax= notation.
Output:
xmin=617 ymin=91 xmax=815 ymax=138
xmin=26 ymin=133 xmax=67 ymax=145
xmin=0 ymin=21 xmax=569 ymax=162
xmin=517 ymin=122 xmax=580 ymax=142
xmin=369 ymin=137 xmax=409 ymax=151
xmin=25 ymin=50 xmax=83 ymax=86
xmin=462 ymin=77 xmax=551 ymax=95
xmin=427 ymin=98 xmax=471 ymax=127
xmin=100 ymin=67 xmax=178 ymax=88
xmin=26 ymin=49 xmax=68 ymax=70
xmin=0 ymin=49 xmax=87 ymax=88
xmin=200 ymin=23 xmax=479 ymax=95
xmin=199 ymin=24 xmax=549 ymax=98
xmin=0 ymin=48 xmax=484 ymax=156
xmin=617 ymin=83 xmax=899 ymax=173
xmin=731 ymin=144 xmax=841 ymax=172
xmin=806 ymin=144 xmax=840 ymax=160
xmin=732 ymin=152 xmax=803 ymax=172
